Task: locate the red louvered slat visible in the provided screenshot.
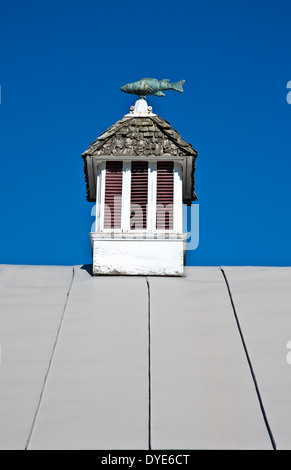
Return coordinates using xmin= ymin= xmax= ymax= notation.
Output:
xmin=104 ymin=161 xmax=123 ymax=229
xmin=156 ymin=161 xmax=174 ymax=230
xmin=130 ymin=161 xmax=148 ymax=230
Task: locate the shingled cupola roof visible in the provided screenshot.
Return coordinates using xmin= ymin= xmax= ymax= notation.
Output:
xmin=82 ymin=114 xmax=198 ymax=205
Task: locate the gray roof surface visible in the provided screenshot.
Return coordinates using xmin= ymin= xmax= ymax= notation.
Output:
xmin=0 ymin=264 xmax=290 ymax=450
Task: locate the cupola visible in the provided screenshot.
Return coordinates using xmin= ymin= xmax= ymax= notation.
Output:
xmin=82 ymin=88 xmax=197 ymax=276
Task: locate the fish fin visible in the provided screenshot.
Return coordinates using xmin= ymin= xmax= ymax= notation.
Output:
xmin=169 ymin=79 xmax=185 ymax=93
xmin=162 ymin=79 xmax=170 ymax=82
xmin=154 ymin=91 xmax=165 ymax=97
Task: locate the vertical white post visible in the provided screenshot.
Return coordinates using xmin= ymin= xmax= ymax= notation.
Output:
xmin=147 ymin=161 xmax=157 ymax=232
xmin=95 ymin=163 xmax=101 ymax=232
xmin=121 ymin=162 xmax=131 ymax=231
xmin=174 ymin=162 xmax=183 ymax=233
xmin=99 ymin=161 xmax=106 ymax=232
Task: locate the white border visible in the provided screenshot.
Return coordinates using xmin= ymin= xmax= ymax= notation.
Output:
xmin=95 ymin=159 xmax=183 ymax=235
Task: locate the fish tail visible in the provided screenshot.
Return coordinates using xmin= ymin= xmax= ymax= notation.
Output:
xmin=169 ymin=79 xmax=185 ymax=93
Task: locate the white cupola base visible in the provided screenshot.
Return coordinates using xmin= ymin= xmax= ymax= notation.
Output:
xmin=90 ymin=233 xmax=187 ymax=276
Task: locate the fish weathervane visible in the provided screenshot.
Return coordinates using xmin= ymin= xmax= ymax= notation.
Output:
xmin=120 ymin=78 xmax=185 ymax=98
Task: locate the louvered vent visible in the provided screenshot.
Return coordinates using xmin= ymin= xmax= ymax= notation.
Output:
xmin=156 ymin=161 xmax=174 ymax=230
xmin=104 ymin=161 xmax=123 ymax=229
xmin=130 ymin=161 xmax=148 ymax=230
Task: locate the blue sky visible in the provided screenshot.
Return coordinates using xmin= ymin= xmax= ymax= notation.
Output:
xmin=0 ymin=0 xmax=291 ymax=266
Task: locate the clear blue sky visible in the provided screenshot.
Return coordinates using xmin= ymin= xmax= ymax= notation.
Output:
xmin=0 ymin=0 xmax=291 ymax=266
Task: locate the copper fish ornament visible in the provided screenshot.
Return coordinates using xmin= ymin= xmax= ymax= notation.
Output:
xmin=120 ymin=78 xmax=185 ymax=98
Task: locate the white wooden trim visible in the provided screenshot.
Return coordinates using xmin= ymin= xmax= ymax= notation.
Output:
xmin=95 ymin=164 xmax=102 ymax=232
xmin=91 ymin=232 xmax=187 ymax=240
xmin=147 ymin=162 xmax=157 ymax=231
xmin=121 ymin=162 xmax=131 ymax=232
xmin=92 ymin=155 xmax=186 ymax=163
xmin=96 ymin=159 xmax=184 ymax=235
xmin=174 ymin=162 xmax=183 ymax=233
xmin=99 ymin=162 xmax=106 ymax=232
